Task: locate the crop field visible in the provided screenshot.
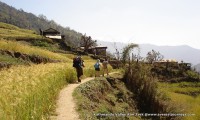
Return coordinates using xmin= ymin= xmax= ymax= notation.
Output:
xmin=0 ymin=63 xmax=70 ymax=119
xmin=158 ymin=82 xmax=200 ymax=120
xmin=0 ymin=21 xmax=114 ymax=120
xmin=0 ymin=59 xmax=106 ymax=119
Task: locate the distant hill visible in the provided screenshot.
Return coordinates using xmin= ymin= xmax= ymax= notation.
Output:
xmin=98 ymin=40 xmax=200 ymax=65
xmin=0 ymin=1 xmax=82 ymax=47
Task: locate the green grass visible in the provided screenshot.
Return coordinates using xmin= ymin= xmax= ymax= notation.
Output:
xmin=0 ymin=54 xmax=28 ymax=65
xmin=73 ymin=74 xmax=139 ymax=120
xmin=158 ymin=82 xmax=200 ymax=120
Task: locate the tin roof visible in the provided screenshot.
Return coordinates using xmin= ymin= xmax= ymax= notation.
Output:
xmin=43 ymin=28 xmax=60 ymax=34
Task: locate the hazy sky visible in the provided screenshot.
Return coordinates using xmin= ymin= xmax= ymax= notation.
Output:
xmin=1 ymin=0 xmax=200 ymax=49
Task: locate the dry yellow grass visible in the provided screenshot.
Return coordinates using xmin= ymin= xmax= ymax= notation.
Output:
xmin=0 ymin=63 xmax=71 ymax=119
xmin=0 ymin=40 xmax=69 ymax=61
xmin=0 ymin=58 xmax=112 ymax=119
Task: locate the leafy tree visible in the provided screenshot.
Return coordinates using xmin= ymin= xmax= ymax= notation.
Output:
xmin=146 ymin=49 xmax=164 ymax=64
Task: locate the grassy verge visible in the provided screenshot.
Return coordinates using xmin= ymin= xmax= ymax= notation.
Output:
xmin=73 ymin=73 xmax=139 ymax=120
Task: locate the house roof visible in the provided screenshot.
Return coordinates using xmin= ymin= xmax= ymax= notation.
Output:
xmin=88 ymin=46 xmax=107 ymax=49
xmin=95 ymin=46 xmax=107 ymax=48
xmin=154 ymin=59 xmax=178 ymax=63
xmin=43 ymin=28 xmax=60 ymax=34
xmin=80 ymin=46 xmax=107 ymax=50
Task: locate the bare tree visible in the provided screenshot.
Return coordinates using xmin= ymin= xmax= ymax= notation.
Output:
xmin=113 ymin=42 xmax=120 ymax=60
xmin=146 ymin=49 xmax=164 ymax=64
xmin=80 ymin=34 xmax=97 ymax=53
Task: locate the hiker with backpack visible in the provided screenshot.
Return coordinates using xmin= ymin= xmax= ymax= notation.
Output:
xmin=73 ymin=55 xmax=84 ymax=83
xmin=94 ymin=59 xmax=101 ymax=77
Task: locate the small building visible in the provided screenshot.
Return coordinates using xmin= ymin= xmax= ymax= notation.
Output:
xmin=40 ymin=28 xmax=64 ymax=40
xmin=179 ymin=63 xmax=191 ymax=70
xmin=88 ymin=46 xmax=107 ymax=56
xmin=153 ymin=59 xmax=179 ymax=68
xmin=76 ymin=46 xmax=107 ymax=56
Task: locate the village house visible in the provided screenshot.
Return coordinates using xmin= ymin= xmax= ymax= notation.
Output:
xmin=153 ymin=59 xmax=179 ymax=68
xmin=40 ymin=28 xmax=64 ymax=40
xmin=88 ymin=46 xmax=107 ymax=56
xmin=76 ymin=46 xmax=107 ymax=56
xmin=179 ymin=62 xmax=191 ymax=70
xmin=153 ymin=59 xmax=191 ymax=70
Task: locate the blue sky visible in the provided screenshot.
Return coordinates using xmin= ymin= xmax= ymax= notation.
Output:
xmin=1 ymin=0 xmax=200 ymax=49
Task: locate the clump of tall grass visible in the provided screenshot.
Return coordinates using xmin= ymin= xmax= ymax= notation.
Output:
xmin=123 ymin=62 xmax=181 ymax=119
xmin=120 ymin=43 xmax=181 ymax=119
xmin=0 ymin=40 xmax=69 ymax=61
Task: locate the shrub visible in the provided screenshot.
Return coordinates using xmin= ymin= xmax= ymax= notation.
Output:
xmin=32 ymin=40 xmax=51 ymax=47
xmin=124 ymin=63 xmax=179 ymax=119
xmin=186 ymin=70 xmax=200 ymax=81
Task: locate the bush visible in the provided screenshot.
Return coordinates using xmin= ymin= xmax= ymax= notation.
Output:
xmin=123 ymin=63 xmax=178 ymax=119
xmin=186 ymin=70 xmax=200 ymax=81
xmin=32 ymin=40 xmax=51 ymax=47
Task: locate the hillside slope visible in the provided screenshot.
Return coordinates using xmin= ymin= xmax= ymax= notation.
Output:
xmin=73 ymin=73 xmax=139 ymax=120
xmin=0 ymin=1 xmax=82 ymax=46
xmin=0 ymin=22 xmax=49 ymax=41
xmin=0 ymin=22 xmax=72 ymax=68
xmin=0 ymin=23 xmax=99 ymax=119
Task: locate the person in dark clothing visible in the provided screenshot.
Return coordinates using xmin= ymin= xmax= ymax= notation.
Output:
xmin=73 ymin=55 xmax=84 ymax=83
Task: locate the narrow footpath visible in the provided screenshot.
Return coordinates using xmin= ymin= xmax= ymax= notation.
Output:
xmin=51 ymin=72 xmax=117 ymax=120
xmin=51 ymin=77 xmax=93 ymax=120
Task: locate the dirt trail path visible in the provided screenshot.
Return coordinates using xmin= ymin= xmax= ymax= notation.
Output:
xmin=51 ymin=72 xmax=117 ymax=120
xmin=51 ymin=77 xmax=93 ymax=120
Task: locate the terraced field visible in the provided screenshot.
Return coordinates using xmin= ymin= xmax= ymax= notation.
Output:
xmin=159 ymin=82 xmax=200 ymax=120
xmin=1 ymin=61 xmax=102 ymax=119
xmin=0 ymin=22 xmax=107 ymax=119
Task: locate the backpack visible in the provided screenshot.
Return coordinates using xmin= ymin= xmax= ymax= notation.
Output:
xmin=73 ymin=57 xmax=81 ymax=68
xmin=94 ymin=63 xmax=100 ymax=69
xmin=102 ymin=61 xmax=108 ymax=66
